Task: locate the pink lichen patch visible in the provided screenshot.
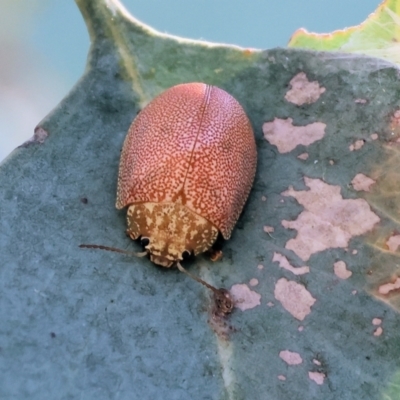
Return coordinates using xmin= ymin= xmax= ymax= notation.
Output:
xmin=386 ymin=235 xmax=400 ymax=252
xmin=257 ymin=264 xmax=264 ymax=270
xmin=374 ymin=327 xmax=383 ymax=337
xmin=309 ymin=371 xmax=325 ymax=385
xmin=274 ymin=278 xmax=316 ymax=320
xmin=349 ymin=140 xmax=365 ymax=151
xmin=329 ymin=160 xmax=335 ymax=165
xmin=264 ymin=225 xmax=275 ymax=233
xmin=284 ymin=72 xmax=326 ymax=105
xmin=298 ymin=152 xmax=309 ymax=160
xmin=370 ymin=133 xmax=378 ymax=140
xmin=352 ymin=249 xmax=358 ymax=255
xmin=278 ymin=375 xmax=286 ymax=381
xmin=351 ymin=173 xmax=376 ymax=192
xmin=272 ymin=252 xmax=310 ymax=275
xmin=282 ymin=178 xmax=380 ymax=261
xmin=298 ymin=326 xmax=304 ymax=332
xmin=313 ymin=359 xmax=322 ymax=366
xmin=352 ymin=290 xmax=357 ymax=295
xmin=263 ymin=118 xmax=326 ymax=154
xmin=378 ymin=278 xmax=400 ymax=295
xmin=261 ymin=196 xmax=267 ymax=201
xmin=230 ymin=284 xmax=261 ymax=311
xmin=267 ymin=302 xmax=274 ymax=307
xmin=333 ymin=261 xmax=352 ymax=280
xmin=249 ymin=278 xmax=259 ymax=287
xmin=355 ymin=98 xmax=367 ymax=104
xmin=279 ymin=350 xmax=303 ymax=365
xmin=372 ymin=318 xmax=382 ymax=326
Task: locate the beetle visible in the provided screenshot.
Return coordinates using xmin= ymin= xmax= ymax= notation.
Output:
xmin=81 ymin=82 xmax=257 ymax=313
xmin=116 ymin=82 xmax=257 ymax=265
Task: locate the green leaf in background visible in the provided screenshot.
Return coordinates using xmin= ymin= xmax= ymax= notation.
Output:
xmin=2 ymin=0 xmax=400 ymax=399
xmin=288 ymin=0 xmax=400 ymax=66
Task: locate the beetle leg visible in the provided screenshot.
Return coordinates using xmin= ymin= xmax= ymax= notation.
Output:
xmin=208 ymin=249 xmax=223 ymax=262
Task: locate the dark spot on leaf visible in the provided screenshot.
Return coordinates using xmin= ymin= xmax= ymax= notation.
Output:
xmin=20 ymin=126 xmax=49 ymax=148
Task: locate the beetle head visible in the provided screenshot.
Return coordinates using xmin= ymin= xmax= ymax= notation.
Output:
xmin=126 ymin=202 xmax=218 ymax=268
xmin=140 ymin=235 xmax=187 ymax=268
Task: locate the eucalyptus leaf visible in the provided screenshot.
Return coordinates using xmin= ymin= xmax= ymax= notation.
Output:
xmin=1 ymin=1 xmax=400 ymax=399
xmin=288 ymin=0 xmax=400 ymax=66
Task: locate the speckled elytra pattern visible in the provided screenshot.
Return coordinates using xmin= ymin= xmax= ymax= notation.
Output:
xmin=126 ymin=202 xmax=218 ymax=267
xmin=116 ymin=82 xmax=257 ymax=244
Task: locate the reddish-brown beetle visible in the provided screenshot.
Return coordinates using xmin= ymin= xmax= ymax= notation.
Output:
xmin=81 ymin=82 xmax=257 ymax=313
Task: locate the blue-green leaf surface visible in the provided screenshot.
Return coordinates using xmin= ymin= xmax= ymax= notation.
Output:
xmin=2 ymin=1 xmax=400 ymax=399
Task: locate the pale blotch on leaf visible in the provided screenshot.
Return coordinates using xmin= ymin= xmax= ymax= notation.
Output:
xmin=374 ymin=327 xmax=383 ymax=337
xmin=284 ymin=72 xmax=326 ymax=106
xmin=263 ymin=118 xmax=326 ymax=154
xmin=263 ymin=225 xmax=274 ymax=233
xmin=378 ymin=278 xmax=400 ymax=295
xmin=349 ymin=139 xmax=365 ymax=151
xmin=386 ymin=234 xmax=400 ymax=252
xmin=230 ymin=284 xmax=261 ymax=311
xmin=372 ymin=318 xmax=382 ymax=326
xmin=274 ymin=278 xmax=316 ymax=321
xmin=333 ymin=260 xmax=352 ymax=279
xmin=309 ymin=371 xmax=325 ymax=385
xmin=249 ymin=278 xmax=259 ymax=287
xmin=370 ymin=133 xmax=378 ymax=140
xmin=279 ymin=350 xmax=303 ymax=365
xmin=282 ymin=178 xmax=380 ymax=261
xmin=351 ymin=173 xmax=376 ymax=192
xmin=297 ymin=152 xmax=309 ymax=160
xmin=272 ymin=252 xmax=310 ymax=276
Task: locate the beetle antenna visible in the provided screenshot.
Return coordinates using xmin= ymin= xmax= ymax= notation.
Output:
xmin=176 ymin=262 xmax=218 ymax=293
xmin=176 ymin=262 xmax=234 ymax=315
xmin=79 ymin=244 xmax=148 ymax=258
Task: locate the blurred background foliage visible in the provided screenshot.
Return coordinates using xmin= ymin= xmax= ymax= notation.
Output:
xmin=0 ymin=0 xmax=380 ymax=162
